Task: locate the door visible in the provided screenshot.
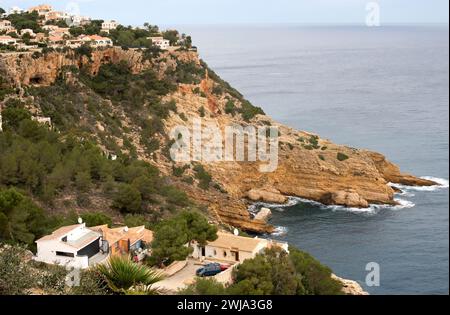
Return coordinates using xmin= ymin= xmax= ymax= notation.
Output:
xmin=231 ymin=251 xmax=239 ymax=262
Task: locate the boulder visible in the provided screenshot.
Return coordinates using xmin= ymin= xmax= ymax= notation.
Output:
xmin=247 ymin=188 xmax=288 ymax=204
xmin=320 ymin=190 xmax=369 ymax=208
xmin=254 ymin=207 xmax=272 ymax=223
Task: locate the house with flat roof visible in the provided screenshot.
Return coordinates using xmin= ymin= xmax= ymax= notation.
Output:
xmin=148 ymin=36 xmax=170 ymax=50
xmin=90 ymin=225 xmax=153 ymax=261
xmin=44 ymin=11 xmax=68 ymax=22
xmin=101 ymin=20 xmax=119 ymax=33
xmin=0 ymin=35 xmax=17 ymax=45
xmin=69 ymin=15 xmax=91 ymax=27
xmin=34 ymin=223 xmax=107 ymax=269
xmin=8 ymin=6 xmax=24 ymax=15
xmin=0 ymin=20 xmax=14 ymax=33
xmin=191 ymin=231 xmax=289 ymax=263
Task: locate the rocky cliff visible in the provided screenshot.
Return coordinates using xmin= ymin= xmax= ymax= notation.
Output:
xmin=0 ymin=47 xmax=438 ymax=233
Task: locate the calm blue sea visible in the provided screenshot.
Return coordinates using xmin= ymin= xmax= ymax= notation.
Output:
xmin=176 ymin=24 xmax=449 ymax=295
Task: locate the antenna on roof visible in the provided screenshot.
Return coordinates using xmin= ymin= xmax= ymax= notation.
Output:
xmin=78 ymin=217 xmax=83 ymax=224
xmin=233 ymin=228 xmax=239 ymax=236
xmin=124 ymin=227 xmax=129 ymax=232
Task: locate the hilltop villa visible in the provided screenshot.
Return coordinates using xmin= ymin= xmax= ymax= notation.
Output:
xmin=148 ymin=36 xmax=170 ymax=50
xmin=27 ymin=4 xmax=53 ymax=16
xmin=0 ymin=20 xmax=14 ymax=32
xmin=101 ymin=20 xmax=119 ymax=33
xmin=78 ymin=35 xmax=113 ymax=47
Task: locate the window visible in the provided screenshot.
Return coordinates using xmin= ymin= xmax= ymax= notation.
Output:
xmin=56 ymin=251 xmax=74 ymax=258
xmin=223 ymin=251 xmax=227 ymax=258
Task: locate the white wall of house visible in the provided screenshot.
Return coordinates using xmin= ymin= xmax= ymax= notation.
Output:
xmin=192 ymin=244 xmax=259 ymax=263
xmin=191 ymin=238 xmax=289 ymax=263
xmin=35 ymin=224 xmax=101 ymax=269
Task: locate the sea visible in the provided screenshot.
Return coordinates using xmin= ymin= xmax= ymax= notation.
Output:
xmin=175 ymin=24 xmax=449 ymax=295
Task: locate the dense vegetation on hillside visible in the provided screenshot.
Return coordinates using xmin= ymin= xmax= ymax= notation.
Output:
xmin=0 ymin=104 xmax=192 ymax=247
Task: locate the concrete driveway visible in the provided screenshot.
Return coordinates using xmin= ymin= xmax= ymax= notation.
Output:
xmin=153 ymin=259 xmax=203 ymax=292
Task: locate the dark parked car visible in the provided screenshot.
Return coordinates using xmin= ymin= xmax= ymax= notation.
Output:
xmin=196 ymin=263 xmax=223 ymax=277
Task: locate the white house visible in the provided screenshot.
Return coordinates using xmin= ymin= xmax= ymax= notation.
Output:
xmin=34 ymin=223 xmax=107 ymax=269
xmin=44 ymin=11 xmax=69 ymax=22
xmin=191 ymin=231 xmax=289 ymax=264
xmin=69 ymin=15 xmax=91 ymax=27
xmin=0 ymin=35 xmax=17 ymax=45
xmin=79 ymin=35 xmax=113 ymax=47
xmin=101 ymin=20 xmax=118 ymax=32
xmin=148 ymin=36 xmax=170 ymax=50
xmin=8 ymin=6 xmax=24 ymax=15
xmin=20 ymin=28 xmax=36 ymax=37
xmin=0 ymin=20 xmax=14 ymax=33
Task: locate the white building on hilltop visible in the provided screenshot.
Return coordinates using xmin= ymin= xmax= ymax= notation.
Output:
xmin=27 ymin=4 xmax=53 ymax=16
xmin=0 ymin=20 xmax=14 ymax=32
xmin=101 ymin=20 xmax=119 ymax=33
xmin=34 ymin=223 xmax=107 ymax=269
xmin=148 ymin=36 xmax=170 ymax=50
xmin=8 ymin=6 xmax=24 ymax=15
xmin=0 ymin=35 xmax=17 ymax=45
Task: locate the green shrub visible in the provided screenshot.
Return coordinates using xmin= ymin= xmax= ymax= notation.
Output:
xmin=198 ymin=106 xmax=206 ymax=118
xmin=81 ymin=212 xmax=113 ymax=227
xmin=193 ymin=165 xmax=212 ymax=190
xmin=225 ymin=100 xmax=236 ymax=116
xmin=113 ymin=184 xmax=142 ymax=214
xmin=337 ymin=153 xmax=349 ymax=162
xmin=239 ymin=100 xmax=265 ymax=122
xmin=179 ymin=278 xmax=227 ymax=295
xmin=162 ymin=186 xmax=190 ymax=207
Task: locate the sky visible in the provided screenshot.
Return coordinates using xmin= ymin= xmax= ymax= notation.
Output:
xmin=0 ymin=0 xmax=448 ymax=26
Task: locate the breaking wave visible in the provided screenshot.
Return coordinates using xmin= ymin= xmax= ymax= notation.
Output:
xmin=271 ymin=226 xmax=289 ymax=237
xmin=249 ymin=176 xmax=448 ymax=236
xmin=389 ymin=177 xmax=449 ymax=192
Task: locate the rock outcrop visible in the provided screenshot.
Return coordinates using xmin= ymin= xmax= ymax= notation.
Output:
xmin=320 ymin=190 xmax=369 ymax=208
xmin=254 ymin=208 xmax=273 ymax=223
xmin=247 ymin=188 xmax=288 ymax=204
xmin=332 ymin=274 xmax=369 ymax=295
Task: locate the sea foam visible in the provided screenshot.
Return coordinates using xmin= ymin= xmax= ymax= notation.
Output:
xmin=389 ymin=177 xmax=449 ymax=192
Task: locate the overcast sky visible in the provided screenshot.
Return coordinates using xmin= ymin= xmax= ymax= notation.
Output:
xmin=1 ymin=0 xmax=448 ymax=26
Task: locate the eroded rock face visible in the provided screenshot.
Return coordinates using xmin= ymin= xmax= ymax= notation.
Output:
xmin=0 ymin=48 xmax=199 ymax=88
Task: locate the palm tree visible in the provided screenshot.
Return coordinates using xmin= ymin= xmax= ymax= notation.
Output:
xmin=96 ymin=255 xmax=164 ymax=295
